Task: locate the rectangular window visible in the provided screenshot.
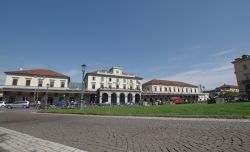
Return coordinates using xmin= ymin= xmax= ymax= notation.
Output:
xmin=50 ymin=80 xmax=54 ymax=87
xmin=101 ymin=83 xmax=104 ymax=88
xmin=92 ymin=77 xmax=96 ymax=81
xmin=116 ymin=78 xmax=119 ymax=82
xmin=38 ymin=80 xmax=43 ymax=87
xmin=109 ymin=84 xmax=112 ymax=89
xmin=245 ymin=73 xmax=250 ymax=80
xmin=116 ymin=84 xmax=119 ymax=89
xmin=123 ymin=84 xmax=126 ymax=89
xmin=136 ymin=85 xmax=140 ymax=90
xmin=101 ymin=77 xmax=104 ymax=81
xmin=130 ymin=85 xmax=133 ymax=90
xmin=160 ymin=87 xmax=162 ymax=92
xmin=169 ymin=87 xmax=171 ymax=92
xmin=154 ymin=87 xmax=157 ymax=92
xmin=165 ymin=87 xmax=167 ymax=92
xmin=130 ymin=80 xmax=133 ymax=83
xmin=26 ymin=79 xmax=31 ymax=86
xmin=123 ymin=79 xmax=126 ymax=83
xmin=60 ymin=81 xmax=65 ymax=88
xmin=92 ymin=83 xmax=95 ymax=89
xmin=186 ymin=88 xmax=188 ymax=92
xmin=109 ymin=78 xmax=112 ymax=82
xmin=12 ymin=78 xmax=18 ymax=86
xmin=243 ymin=64 xmax=248 ymax=70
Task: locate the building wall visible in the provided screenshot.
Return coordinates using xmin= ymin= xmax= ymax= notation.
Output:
xmin=5 ymin=74 xmax=69 ymax=89
xmin=86 ymin=75 xmax=141 ymax=91
xmin=233 ymin=58 xmax=250 ymax=96
xmin=85 ymin=67 xmax=142 ymax=91
xmin=143 ymin=84 xmax=199 ymax=94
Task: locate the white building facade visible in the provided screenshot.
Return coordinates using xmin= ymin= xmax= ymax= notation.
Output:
xmin=142 ymin=79 xmax=208 ymax=103
xmin=84 ymin=67 xmax=143 ymax=105
xmin=0 ymin=69 xmax=82 ymax=104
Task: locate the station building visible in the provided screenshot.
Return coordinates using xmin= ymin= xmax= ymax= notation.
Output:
xmin=0 ymin=67 xmax=208 ymax=104
xmin=84 ymin=67 xmax=142 ymax=105
xmin=142 ymin=79 xmax=207 ymax=103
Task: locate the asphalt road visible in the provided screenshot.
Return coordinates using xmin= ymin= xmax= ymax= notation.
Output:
xmin=0 ymin=108 xmax=250 ymax=152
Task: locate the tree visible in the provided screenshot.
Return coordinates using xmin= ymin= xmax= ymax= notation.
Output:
xmin=220 ymin=92 xmax=239 ymax=98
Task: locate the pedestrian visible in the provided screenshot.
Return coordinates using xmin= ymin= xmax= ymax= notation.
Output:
xmin=36 ymin=100 xmax=41 ymax=109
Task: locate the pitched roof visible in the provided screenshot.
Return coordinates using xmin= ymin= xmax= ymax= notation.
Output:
xmin=143 ymin=79 xmax=198 ymax=88
xmin=217 ymin=84 xmax=239 ymax=89
xmin=5 ymin=69 xmax=69 ymax=79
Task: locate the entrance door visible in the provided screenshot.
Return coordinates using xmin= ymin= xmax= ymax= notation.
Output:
xmin=120 ymin=93 xmax=125 ymax=105
xmin=48 ymin=97 xmax=53 ymax=105
xmin=111 ymin=93 xmax=117 ymax=105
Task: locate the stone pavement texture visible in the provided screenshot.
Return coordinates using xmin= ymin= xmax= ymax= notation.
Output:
xmin=0 ymin=109 xmax=250 ymax=152
xmin=0 ymin=127 xmax=86 ymax=152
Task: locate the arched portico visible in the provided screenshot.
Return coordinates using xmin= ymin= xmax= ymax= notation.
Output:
xmin=102 ymin=93 xmax=108 ymax=103
xmin=120 ymin=93 xmax=125 ymax=105
xmin=128 ymin=93 xmax=133 ymax=103
xmin=111 ymin=93 xmax=117 ymax=105
xmin=135 ymin=94 xmax=140 ymax=104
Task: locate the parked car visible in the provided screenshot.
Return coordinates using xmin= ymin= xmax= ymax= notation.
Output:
xmin=0 ymin=101 xmax=6 ymax=107
xmin=5 ymin=101 xmax=30 ymax=109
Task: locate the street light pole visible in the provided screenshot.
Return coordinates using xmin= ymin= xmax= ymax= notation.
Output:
xmin=81 ymin=64 xmax=87 ymax=109
xmin=46 ymin=83 xmax=49 ymax=109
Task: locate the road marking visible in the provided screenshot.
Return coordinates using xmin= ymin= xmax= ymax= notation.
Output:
xmin=0 ymin=127 xmax=87 ymax=152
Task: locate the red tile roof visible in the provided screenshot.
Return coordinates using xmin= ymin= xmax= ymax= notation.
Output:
xmin=143 ymin=79 xmax=198 ymax=88
xmin=5 ymin=69 xmax=69 ymax=79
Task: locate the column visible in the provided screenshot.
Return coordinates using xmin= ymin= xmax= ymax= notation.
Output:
xmin=117 ymin=95 xmax=120 ymax=105
xmin=99 ymin=96 xmax=102 ymax=104
xmin=108 ymin=95 xmax=111 ymax=104
xmin=125 ymin=95 xmax=128 ymax=104
xmin=132 ymin=94 xmax=135 ymax=103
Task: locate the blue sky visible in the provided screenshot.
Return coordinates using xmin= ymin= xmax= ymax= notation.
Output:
xmin=0 ymin=0 xmax=249 ymax=89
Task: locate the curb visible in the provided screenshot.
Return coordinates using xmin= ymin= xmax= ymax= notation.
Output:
xmin=38 ymin=111 xmax=250 ymax=119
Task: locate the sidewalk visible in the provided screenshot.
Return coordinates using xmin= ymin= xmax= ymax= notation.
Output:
xmin=0 ymin=127 xmax=87 ymax=152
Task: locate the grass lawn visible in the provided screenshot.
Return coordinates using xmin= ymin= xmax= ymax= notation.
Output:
xmin=41 ymin=102 xmax=250 ymax=117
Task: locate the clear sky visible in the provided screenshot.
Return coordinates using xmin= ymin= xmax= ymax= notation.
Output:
xmin=0 ymin=0 xmax=250 ymax=90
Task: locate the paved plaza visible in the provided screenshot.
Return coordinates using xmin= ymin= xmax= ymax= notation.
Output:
xmin=0 ymin=109 xmax=250 ymax=152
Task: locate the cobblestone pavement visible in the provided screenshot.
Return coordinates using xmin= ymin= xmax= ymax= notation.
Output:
xmin=0 ymin=109 xmax=250 ymax=152
xmin=0 ymin=127 xmax=86 ymax=152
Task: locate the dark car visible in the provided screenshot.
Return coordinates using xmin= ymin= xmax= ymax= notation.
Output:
xmin=207 ymin=98 xmax=216 ymax=104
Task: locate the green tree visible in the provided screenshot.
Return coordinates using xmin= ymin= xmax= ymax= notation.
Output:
xmin=220 ymin=92 xmax=239 ymax=98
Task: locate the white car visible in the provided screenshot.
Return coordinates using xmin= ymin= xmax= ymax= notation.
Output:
xmin=0 ymin=101 xmax=6 ymax=107
xmin=5 ymin=101 xmax=30 ymax=109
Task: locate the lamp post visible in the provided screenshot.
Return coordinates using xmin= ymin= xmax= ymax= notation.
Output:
xmin=46 ymin=83 xmax=49 ymax=108
xmin=35 ymin=75 xmax=44 ymax=103
xmin=81 ymin=64 xmax=87 ymax=109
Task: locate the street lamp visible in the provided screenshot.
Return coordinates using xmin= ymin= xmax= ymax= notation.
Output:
xmin=81 ymin=64 xmax=87 ymax=109
xmin=46 ymin=83 xmax=49 ymax=108
xmin=35 ymin=75 xmax=45 ymax=103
